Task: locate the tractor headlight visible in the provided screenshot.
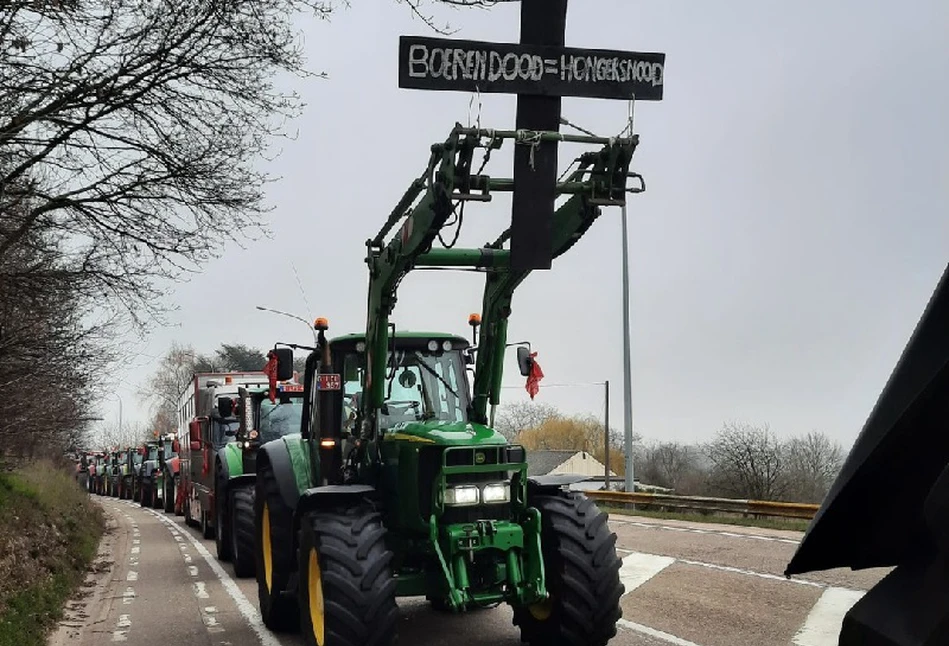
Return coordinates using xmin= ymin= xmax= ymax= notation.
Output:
xmin=243 ymin=441 xmax=251 ymax=449
xmin=444 ymin=484 xmax=480 ymax=507
xmin=249 ymin=430 xmax=259 ymax=440
xmin=481 ymin=482 xmax=511 ymax=504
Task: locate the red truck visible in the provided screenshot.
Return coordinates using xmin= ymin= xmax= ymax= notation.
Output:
xmin=176 ymin=372 xmax=269 ymax=537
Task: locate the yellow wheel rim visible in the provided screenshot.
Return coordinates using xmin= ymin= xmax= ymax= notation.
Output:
xmin=528 ymin=596 xmax=553 ymax=621
xmin=308 ymin=548 xmax=325 ymax=645
xmin=262 ymin=503 xmax=273 ymax=592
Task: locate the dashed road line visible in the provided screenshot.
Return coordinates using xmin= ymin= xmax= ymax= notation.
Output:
xmin=609 ymin=517 xmax=801 ymax=545
xmin=145 ymin=507 xmax=283 ymax=646
xmin=792 ymin=587 xmax=865 ymax=646
xmin=123 ymin=587 xmax=135 ymax=605
xmin=619 ymin=619 xmax=704 ymax=646
xmin=620 ymin=552 xmax=675 ymax=593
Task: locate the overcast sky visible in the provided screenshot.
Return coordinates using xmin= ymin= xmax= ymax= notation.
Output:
xmin=96 ymin=0 xmax=948 ymax=449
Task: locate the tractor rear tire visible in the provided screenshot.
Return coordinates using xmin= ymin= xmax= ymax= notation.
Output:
xmin=215 ymin=479 xmax=232 ymax=562
xmin=152 ymin=482 xmax=162 ymax=509
xmin=230 ymin=484 xmax=255 ymax=578
xmin=133 ymin=479 xmax=142 ymax=503
xmin=164 ymin=475 xmax=176 ymax=513
xmin=511 ymin=491 xmax=624 ymax=646
xmin=254 ymin=460 xmax=298 ymax=632
xmin=139 ymin=483 xmax=150 ymax=507
xmin=298 ymin=505 xmax=398 ymax=646
xmin=123 ymin=476 xmax=133 ymax=499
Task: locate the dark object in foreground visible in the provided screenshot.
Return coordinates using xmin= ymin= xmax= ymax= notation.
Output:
xmin=785 ymin=260 xmax=949 ymax=645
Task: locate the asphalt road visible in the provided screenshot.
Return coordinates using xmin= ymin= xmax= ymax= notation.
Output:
xmin=52 ymin=496 xmax=891 ymax=646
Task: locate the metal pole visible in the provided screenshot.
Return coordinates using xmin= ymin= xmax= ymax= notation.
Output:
xmin=604 ymin=379 xmax=610 ymax=490
xmin=621 ymin=202 xmax=635 ymax=493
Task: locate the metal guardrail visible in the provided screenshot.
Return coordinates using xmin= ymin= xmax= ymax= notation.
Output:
xmin=585 ymin=490 xmax=819 ymax=521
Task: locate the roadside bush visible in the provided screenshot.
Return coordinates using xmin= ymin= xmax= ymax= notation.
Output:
xmin=0 ymin=460 xmax=104 ymax=646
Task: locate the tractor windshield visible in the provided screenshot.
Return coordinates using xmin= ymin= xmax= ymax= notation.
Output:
xmin=213 ymin=419 xmax=239 ymax=448
xmin=340 ymin=347 xmax=470 ymax=432
xmin=118 ymin=451 xmax=127 ymax=462
xmin=133 ymin=452 xmax=143 ymax=466
xmin=162 ymin=442 xmax=174 ymax=459
xmin=147 ymin=446 xmax=159 ymax=461
xmin=258 ymin=398 xmax=303 ymax=443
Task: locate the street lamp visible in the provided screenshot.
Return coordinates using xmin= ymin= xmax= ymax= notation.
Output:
xmin=255 ymin=305 xmax=317 ymax=345
xmin=620 ymin=201 xmax=635 ymax=494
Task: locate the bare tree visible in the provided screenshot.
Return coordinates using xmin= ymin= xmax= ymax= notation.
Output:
xmin=705 ymin=421 xmax=787 ymax=500
xmin=493 ymin=401 xmax=561 ymax=441
xmin=783 ymin=431 xmax=844 ymax=503
xmin=1 ymin=0 xmax=336 ymax=321
xmin=637 ymin=441 xmax=705 ymax=493
xmin=96 ymin=420 xmax=153 ymax=450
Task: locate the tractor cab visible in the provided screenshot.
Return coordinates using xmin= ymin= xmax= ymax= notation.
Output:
xmin=237 ymin=382 xmax=305 ymax=447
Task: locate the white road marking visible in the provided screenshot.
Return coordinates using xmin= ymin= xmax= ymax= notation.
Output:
xmin=117 ymin=614 xmax=131 ymax=628
xmin=610 ymin=517 xmax=800 ymax=545
xmin=677 ymin=557 xmax=825 ymax=588
xmin=619 ymin=552 xmax=675 ymax=593
xmin=184 ymin=554 xmax=193 ymax=564
xmin=188 ymin=565 xmax=199 ymax=577
xmin=146 ymin=508 xmax=283 ymax=646
xmin=792 ymin=587 xmax=865 ymax=646
xmin=126 ymin=571 xmax=137 ymax=581
xmin=131 ymin=546 xmax=140 ymax=554
xmin=111 ymin=630 xmax=128 ymax=642
xmin=193 ymin=582 xmax=209 ymax=599
xmin=619 ymin=618 xmax=704 ymax=646
xmin=123 ymin=587 xmax=135 ymax=605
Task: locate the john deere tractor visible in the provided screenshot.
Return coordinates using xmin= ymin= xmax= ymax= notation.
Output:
xmin=214 ymin=381 xmax=305 ymax=577
xmin=251 ymin=123 xmax=639 ymax=646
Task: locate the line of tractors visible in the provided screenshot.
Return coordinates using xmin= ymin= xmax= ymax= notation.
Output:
xmin=80 ymin=434 xmax=179 ymax=513
xmin=69 ymin=121 xmax=639 ymax=646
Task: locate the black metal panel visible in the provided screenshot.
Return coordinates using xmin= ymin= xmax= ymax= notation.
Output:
xmin=785 ymin=261 xmax=949 ymax=576
xmin=397 ymin=36 xmax=665 ymax=101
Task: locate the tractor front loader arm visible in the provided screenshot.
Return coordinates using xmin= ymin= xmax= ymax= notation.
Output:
xmin=360 ymin=124 xmax=641 ymax=435
xmin=470 ymin=135 xmax=641 ymax=424
xmin=360 ymin=130 xmax=477 ymax=436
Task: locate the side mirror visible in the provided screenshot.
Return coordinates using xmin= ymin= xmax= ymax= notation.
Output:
xmin=516 ymin=346 xmax=533 ymax=377
xmin=189 ymin=419 xmax=201 ymax=443
xmin=218 ymin=397 xmax=234 ymax=418
xmin=273 ymin=347 xmax=295 ymax=381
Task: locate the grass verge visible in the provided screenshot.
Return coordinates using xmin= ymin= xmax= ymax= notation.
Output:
xmin=601 ymin=504 xmax=812 ymax=533
xmin=0 ymin=461 xmax=104 ymax=646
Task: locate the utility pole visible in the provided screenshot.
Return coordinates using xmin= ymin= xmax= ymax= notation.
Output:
xmin=621 ymin=202 xmax=635 ymax=493
xmin=604 ymin=379 xmax=610 ymax=490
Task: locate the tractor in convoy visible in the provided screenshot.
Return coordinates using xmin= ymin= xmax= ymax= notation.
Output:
xmin=177 ymin=372 xmax=270 ymax=537
xmin=109 ymin=448 xmax=129 ymax=498
xmin=212 ymin=379 xmax=305 ymax=578
xmin=138 ymin=435 xmax=177 ymax=509
xmin=250 ymin=116 xmax=639 ymax=646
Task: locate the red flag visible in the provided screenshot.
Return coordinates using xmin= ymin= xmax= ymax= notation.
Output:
xmin=525 ymin=352 xmax=544 ymax=399
xmin=263 ymin=350 xmax=278 ymax=403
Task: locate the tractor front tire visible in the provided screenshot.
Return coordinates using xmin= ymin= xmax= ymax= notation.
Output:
xmin=298 ymin=505 xmax=398 ymax=646
xmin=254 ymin=460 xmax=298 ymax=632
xmin=512 ymin=491 xmax=624 ymax=646
xmin=230 ymin=483 xmax=256 ymax=578
xmin=139 ymin=482 xmax=150 ymax=507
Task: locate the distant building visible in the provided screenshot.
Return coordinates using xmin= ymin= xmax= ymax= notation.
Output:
xmin=526 ymin=450 xmax=626 ymax=491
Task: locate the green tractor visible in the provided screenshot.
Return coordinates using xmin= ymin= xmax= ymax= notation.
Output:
xmin=214 ymin=381 xmax=305 ymax=577
xmin=252 ymin=124 xmax=638 ymax=646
